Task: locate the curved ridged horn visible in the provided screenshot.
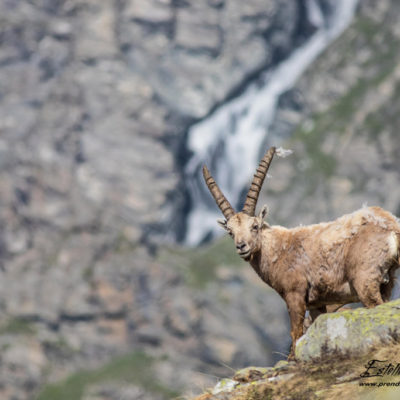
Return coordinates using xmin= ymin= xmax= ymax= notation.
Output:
xmin=203 ymin=165 xmax=235 ymax=220
xmin=242 ymin=146 xmax=276 ymax=216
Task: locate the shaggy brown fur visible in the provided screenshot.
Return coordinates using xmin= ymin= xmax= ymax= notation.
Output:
xmin=204 ymin=147 xmax=400 ymax=360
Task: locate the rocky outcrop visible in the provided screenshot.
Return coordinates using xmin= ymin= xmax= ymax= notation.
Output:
xmin=296 ymin=299 xmax=400 ymax=362
xmin=195 ymin=300 xmax=400 ymax=400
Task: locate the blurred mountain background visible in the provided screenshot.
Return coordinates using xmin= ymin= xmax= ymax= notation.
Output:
xmin=1 ymin=0 xmax=400 ymax=399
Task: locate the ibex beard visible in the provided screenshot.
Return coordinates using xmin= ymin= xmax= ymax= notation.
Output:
xmin=203 ymin=147 xmax=400 ymax=360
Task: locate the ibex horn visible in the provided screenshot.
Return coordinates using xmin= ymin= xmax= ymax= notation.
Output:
xmin=242 ymin=146 xmax=276 ymax=216
xmin=203 ymin=165 xmax=235 ymax=220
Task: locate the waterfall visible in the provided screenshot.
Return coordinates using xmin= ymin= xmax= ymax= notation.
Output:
xmin=184 ymin=0 xmax=359 ymax=246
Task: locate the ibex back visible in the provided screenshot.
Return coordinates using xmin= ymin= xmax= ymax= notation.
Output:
xmin=203 ymin=147 xmax=400 ymax=360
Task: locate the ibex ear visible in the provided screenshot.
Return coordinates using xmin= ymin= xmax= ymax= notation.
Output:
xmin=217 ymin=219 xmax=229 ymax=231
xmin=258 ymin=204 xmax=269 ymax=220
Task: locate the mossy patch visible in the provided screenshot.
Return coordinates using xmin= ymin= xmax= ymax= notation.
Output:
xmin=0 ymin=318 xmax=37 ymax=335
xmin=36 ymin=351 xmax=180 ymax=400
xmin=296 ymin=299 xmax=400 ymax=362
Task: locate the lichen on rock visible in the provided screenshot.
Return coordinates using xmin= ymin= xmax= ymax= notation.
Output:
xmin=296 ymin=299 xmax=400 ymax=362
xmin=196 ymin=304 xmax=400 ymax=400
xmin=212 ymin=378 xmax=238 ymax=394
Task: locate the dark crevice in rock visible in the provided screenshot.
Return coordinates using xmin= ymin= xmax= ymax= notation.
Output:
xmin=171 ymin=0 xmax=191 ymax=8
xmin=130 ymin=18 xmax=175 ymax=39
xmin=59 ymin=310 xmax=127 ymax=322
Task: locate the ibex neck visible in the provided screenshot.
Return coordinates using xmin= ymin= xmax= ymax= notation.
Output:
xmin=248 ymin=226 xmax=286 ymax=285
xmin=248 ymin=250 xmax=264 ymax=281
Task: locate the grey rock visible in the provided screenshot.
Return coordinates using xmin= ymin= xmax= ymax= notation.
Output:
xmin=296 ymin=299 xmax=400 ymax=362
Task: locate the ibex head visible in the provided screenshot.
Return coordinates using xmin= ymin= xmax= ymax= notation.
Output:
xmin=203 ymin=147 xmax=275 ymax=261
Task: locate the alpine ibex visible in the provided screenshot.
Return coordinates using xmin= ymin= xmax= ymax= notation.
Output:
xmin=203 ymin=147 xmax=400 ymax=360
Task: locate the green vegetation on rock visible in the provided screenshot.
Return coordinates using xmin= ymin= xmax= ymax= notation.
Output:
xmin=288 ymin=11 xmax=400 ymax=198
xmin=195 ymin=299 xmax=400 ymax=399
xmin=36 ymin=351 xmax=179 ymax=400
xmin=296 ymin=299 xmax=400 ymax=362
xmin=0 ymin=318 xmax=37 ymax=335
xmin=197 ymin=342 xmax=400 ymax=400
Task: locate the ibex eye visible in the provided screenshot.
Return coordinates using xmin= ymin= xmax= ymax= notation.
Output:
xmin=252 ymin=224 xmax=258 ymax=231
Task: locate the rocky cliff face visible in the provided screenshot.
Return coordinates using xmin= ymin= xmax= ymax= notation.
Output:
xmin=263 ymin=0 xmax=400 ymax=231
xmin=0 ymin=1 xmax=316 ymax=399
xmin=1 ymin=0 xmax=400 ymax=399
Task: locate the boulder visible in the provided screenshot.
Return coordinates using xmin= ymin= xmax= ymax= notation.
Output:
xmin=296 ymin=299 xmax=400 ymax=362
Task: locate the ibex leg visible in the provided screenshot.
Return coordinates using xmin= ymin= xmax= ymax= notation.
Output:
xmin=285 ymin=291 xmax=306 ymax=360
xmin=353 ymin=277 xmax=383 ymax=308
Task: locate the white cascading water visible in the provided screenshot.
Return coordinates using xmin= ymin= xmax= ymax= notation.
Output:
xmin=184 ymin=0 xmax=359 ymax=246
